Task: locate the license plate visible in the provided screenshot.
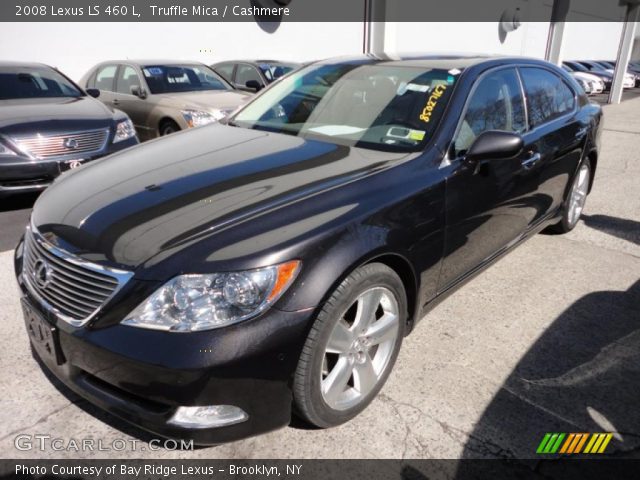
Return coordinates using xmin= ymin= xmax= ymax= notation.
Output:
xmin=22 ymin=298 xmax=64 ymax=365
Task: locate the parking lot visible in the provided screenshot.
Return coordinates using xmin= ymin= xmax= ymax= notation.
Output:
xmin=0 ymin=95 xmax=639 ymax=461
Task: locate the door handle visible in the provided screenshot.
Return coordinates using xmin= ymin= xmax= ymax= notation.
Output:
xmin=521 ymin=152 xmax=541 ymax=170
xmin=112 ymin=99 xmax=120 ymax=105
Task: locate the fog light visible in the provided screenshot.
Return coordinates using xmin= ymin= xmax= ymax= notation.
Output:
xmin=168 ymin=405 xmax=248 ymax=429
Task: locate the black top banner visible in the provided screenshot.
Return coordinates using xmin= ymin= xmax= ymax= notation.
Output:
xmin=0 ymin=0 xmax=632 ymax=22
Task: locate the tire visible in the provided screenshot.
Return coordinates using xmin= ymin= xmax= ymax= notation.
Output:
xmin=547 ymin=158 xmax=591 ymax=234
xmin=159 ymin=120 xmax=180 ymax=136
xmin=293 ymin=262 xmax=407 ymax=428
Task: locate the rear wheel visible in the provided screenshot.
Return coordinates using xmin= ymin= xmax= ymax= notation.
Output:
xmin=548 ymin=158 xmax=591 ymax=234
xmin=293 ymin=263 xmax=406 ymax=428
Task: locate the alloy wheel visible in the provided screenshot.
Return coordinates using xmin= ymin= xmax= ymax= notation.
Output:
xmin=567 ymin=163 xmax=590 ymax=227
xmin=320 ymin=287 xmax=400 ymax=411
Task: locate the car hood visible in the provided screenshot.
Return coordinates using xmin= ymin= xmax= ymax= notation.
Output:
xmin=0 ymin=96 xmax=116 ymax=131
xmin=156 ymin=90 xmax=251 ymax=113
xmin=572 ymin=72 xmax=602 ymax=83
xmin=32 ymin=124 xmax=408 ymax=270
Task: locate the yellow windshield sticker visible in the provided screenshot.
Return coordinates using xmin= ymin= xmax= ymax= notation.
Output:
xmin=419 ymin=84 xmax=447 ymax=123
xmin=409 ymin=130 xmax=426 ymax=141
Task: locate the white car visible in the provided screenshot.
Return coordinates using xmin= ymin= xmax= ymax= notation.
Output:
xmin=566 ymin=70 xmax=605 ymax=95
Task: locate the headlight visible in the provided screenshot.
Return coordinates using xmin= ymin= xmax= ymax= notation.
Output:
xmin=181 ymin=109 xmax=227 ymax=128
xmin=113 ymin=119 xmax=136 ymax=143
xmin=122 ymin=260 xmax=300 ymax=332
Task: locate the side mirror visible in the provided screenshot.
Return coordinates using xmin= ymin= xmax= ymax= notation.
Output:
xmin=130 ymin=85 xmax=147 ymax=99
xmin=465 ymin=130 xmax=524 ymax=163
xmin=245 ymin=80 xmax=263 ymax=92
xmin=86 ymin=88 xmax=100 ymax=98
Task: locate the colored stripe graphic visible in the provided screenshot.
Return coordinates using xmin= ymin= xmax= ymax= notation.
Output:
xmin=538 ymin=433 xmax=613 ymax=454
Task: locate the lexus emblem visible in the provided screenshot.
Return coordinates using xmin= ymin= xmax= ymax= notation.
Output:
xmin=63 ymin=138 xmax=79 ymax=150
xmin=66 ymin=159 xmax=83 ymax=169
xmin=32 ymin=259 xmax=53 ymax=289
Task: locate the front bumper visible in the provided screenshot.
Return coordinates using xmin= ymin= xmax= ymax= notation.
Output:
xmin=15 ymin=245 xmax=314 ymax=444
xmin=0 ymin=137 xmax=138 ymax=196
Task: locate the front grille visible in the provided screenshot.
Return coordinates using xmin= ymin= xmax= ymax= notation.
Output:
xmin=12 ymin=128 xmax=109 ymax=160
xmin=22 ymin=227 xmax=133 ymax=326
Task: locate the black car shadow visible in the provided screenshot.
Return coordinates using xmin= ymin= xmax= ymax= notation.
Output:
xmin=450 ymin=280 xmax=640 ymax=475
xmin=581 ymin=214 xmax=640 ymax=246
xmin=0 ymin=192 xmax=39 ymax=251
xmin=0 ymin=192 xmax=39 ymax=213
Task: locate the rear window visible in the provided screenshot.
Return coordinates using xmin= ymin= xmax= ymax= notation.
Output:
xmin=142 ymin=65 xmax=230 ymax=94
xmin=520 ymin=67 xmax=575 ymax=128
xmin=258 ymin=63 xmax=297 ymax=82
xmin=0 ymin=66 xmax=82 ymax=100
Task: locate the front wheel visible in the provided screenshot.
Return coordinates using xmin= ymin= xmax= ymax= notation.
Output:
xmin=159 ymin=120 xmax=180 ymax=136
xmin=548 ymin=158 xmax=591 ymax=234
xmin=293 ymin=263 xmax=406 ymax=428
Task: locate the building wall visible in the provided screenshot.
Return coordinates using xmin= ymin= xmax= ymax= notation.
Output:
xmin=0 ymin=20 xmax=627 ymax=82
xmin=388 ymin=22 xmax=551 ymax=58
xmin=0 ymin=22 xmax=363 ymax=81
xmin=561 ymin=22 xmax=624 ymax=61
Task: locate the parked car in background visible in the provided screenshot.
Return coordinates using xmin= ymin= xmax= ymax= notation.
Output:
xmin=80 ymin=61 xmax=251 ymax=140
xmin=16 ymin=54 xmax=601 ymax=444
xmin=211 ymin=60 xmax=300 ymax=92
xmin=563 ymin=61 xmax=613 ymax=91
xmin=594 ymin=60 xmax=640 ymax=86
xmin=574 ymin=60 xmax=635 ymax=88
xmin=561 ymin=66 xmax=603 ymax=95
xmin=0 ymin=62 xmax=137 ymax=197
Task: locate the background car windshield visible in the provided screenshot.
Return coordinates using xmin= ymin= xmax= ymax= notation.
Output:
xmin=142 ymin=65 xmax=231 ymax=94
xmin=0 ymin=66 xmax=82 ymax=100
xmin=259 ymin=63 xmax=296 ymax=82
xmin=233 ymin=63 xmax=458 ymax=152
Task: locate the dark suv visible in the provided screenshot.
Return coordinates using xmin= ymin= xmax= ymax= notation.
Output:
xmin=0 ymin=62 xmax=138 ymax=197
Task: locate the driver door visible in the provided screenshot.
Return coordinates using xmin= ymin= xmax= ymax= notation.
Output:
xmin=438 ymin=67 xmax=541 ymax=291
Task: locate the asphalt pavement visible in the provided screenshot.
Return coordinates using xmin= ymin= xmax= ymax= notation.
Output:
xmin=0 ymin=95 xmax=638 ymax=461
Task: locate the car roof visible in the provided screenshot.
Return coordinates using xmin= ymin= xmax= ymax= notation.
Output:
xmin=94 ymin=60 xmax=208 ymax=67
xmin=312 ymin=53 xmax=554 ymax=71
xmin=0 ymin=61 xmax=53 ymax=69
xmin=213 ymin=60 xmax=300 ymax=66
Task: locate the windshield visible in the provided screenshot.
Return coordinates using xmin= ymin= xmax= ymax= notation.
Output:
xmin=258 ymin=63 xmax=298 ymax=83
xmin=232 ymin=63 xmax=459 ymax=152
xmin=0 ymin=66 xmax=82 ymax=100
xmin=142 ymin=65 xmax=231 ymax=94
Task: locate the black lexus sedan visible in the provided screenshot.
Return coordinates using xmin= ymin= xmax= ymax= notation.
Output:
xmin=0 ymin=62 xmax=138 ymax=197
xmin=15 ymin=54 xmax=601 ymax=444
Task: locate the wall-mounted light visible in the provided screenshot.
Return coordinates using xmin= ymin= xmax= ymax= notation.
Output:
xmin=498 ymin=7 xmax=521 ymax=43
xmin=250 ymin=0 xmax=293 ymax=33
xmin=500 ymin=7 xmax=522 ymax=33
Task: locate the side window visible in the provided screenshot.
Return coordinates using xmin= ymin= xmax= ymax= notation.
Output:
xmin=236 ymin=65 xmax=263 ymax=87
xmin=85 ymin=71 xmax=97 ymax=89
xmin=116 ymin=66 xmax=141 ymax=95
xmin=95 ymin=65 xmax=117 ymax=91
xmin=520 ymin=67 xmax=575 ymax=128
xmin=454 ymin=68 xmax=526 ymax=154
xmin=215 ymin=63 xmax=235 ymax=83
